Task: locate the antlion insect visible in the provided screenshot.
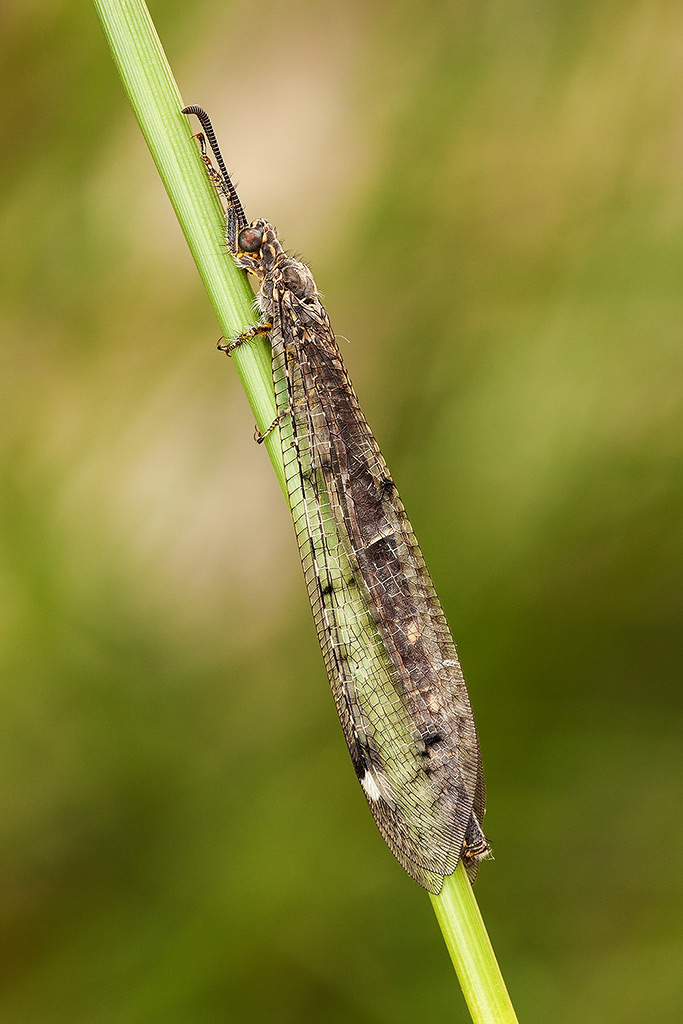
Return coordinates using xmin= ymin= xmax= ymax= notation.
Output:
xmin=183 ymin=105 xmax=490 ymax=892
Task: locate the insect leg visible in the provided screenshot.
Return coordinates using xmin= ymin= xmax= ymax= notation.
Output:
xmin=255 ymin=407 xmax=289 ymax=445
xmin=218 ymin=322 xmax=272 ymax=356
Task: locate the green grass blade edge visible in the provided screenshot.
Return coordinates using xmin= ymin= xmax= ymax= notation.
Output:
xmin=93 ymin=0 xmax=285 ymax=492
xmin=431 ymin=863 xmax=519 ymax=1023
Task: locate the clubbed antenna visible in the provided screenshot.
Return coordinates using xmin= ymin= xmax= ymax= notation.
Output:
xmin=182 ymin=104 xmax=248 ymax=243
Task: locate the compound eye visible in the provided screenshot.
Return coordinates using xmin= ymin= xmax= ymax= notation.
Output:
xmin=238 ymin=226 xmax=263 ymax=253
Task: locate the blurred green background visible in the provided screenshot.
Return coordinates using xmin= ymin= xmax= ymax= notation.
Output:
xmin=2 ymin=1 xmax=682 ymax=1021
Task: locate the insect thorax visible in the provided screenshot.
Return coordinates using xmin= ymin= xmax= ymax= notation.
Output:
xmin=232 ymin=219 xmax=318 ymax=317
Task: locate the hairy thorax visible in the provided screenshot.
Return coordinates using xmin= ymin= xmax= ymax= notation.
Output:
xmin=233 ymin=219 xmax=318 ymax=317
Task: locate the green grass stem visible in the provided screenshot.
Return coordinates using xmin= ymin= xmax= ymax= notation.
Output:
xmin=432 ymin=863 xmax=519 ymax=1023
xmin=93 ymin=0 xmax=285 ymax=493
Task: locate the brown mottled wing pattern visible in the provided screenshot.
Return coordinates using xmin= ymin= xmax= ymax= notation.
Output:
xmin=268 ymin=265 xmax=487 ymax=892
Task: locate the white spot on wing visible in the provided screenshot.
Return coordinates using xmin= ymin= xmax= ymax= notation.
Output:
xmin=361 ymin=770 xmax=383 ymax=802
xmin=361 ymin=769 xmax=395 ymax=807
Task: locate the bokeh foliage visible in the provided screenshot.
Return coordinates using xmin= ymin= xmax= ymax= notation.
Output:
xmin=1 ymin=1 xmax=682 ymax=1021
